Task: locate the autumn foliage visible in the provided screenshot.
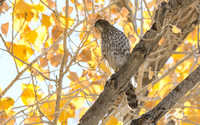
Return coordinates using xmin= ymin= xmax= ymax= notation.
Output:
xmin=0 ymin=0 xmax=200 ymax=125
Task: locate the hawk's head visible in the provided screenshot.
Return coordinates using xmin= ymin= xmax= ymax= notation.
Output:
xmin=95 ymin=19 xmax=111 ymax=33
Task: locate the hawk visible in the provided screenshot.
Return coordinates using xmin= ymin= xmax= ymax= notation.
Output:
xmin=95 ymin=19 xmax=138 ymax=109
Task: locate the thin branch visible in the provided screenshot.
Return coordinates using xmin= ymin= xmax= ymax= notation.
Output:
xmin=131 ymin=65 xmax=200 ymax=124
xmin=53 ymin=0 xmax=69 ymax=123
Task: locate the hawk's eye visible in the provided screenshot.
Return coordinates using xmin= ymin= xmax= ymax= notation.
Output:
xmin=95 ymin=22 xmax=100 ymax=27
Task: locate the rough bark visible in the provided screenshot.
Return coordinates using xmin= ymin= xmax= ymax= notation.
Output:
xmin=78 ymin=0 xmax=198 ymax=125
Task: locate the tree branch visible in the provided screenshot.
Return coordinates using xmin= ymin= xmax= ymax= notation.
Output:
xmin=131 ymin=65 xmax=200 ymax=125
xmin=53 ymin=0 xmax=69 ymax=124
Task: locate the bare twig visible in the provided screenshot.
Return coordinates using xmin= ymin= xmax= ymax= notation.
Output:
xmin=52 ymin=0 xmax=69 ymax=124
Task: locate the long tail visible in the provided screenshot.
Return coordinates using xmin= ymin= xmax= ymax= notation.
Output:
xmin=125 ymin=82 xmax=138 ymax=109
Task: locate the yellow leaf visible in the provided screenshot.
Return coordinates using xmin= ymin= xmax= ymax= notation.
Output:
xmin=45 ymin=38 xmax=53 ymax=48
xmin=25 ymin=30 xmax=38 ymax=44
xmin=0 ymin=110 xmax=15 ymax=124
xmin=13 ymin=15 xmax=28 ymax=32
xmin=175 ymin=60 xmax=192 ymax=82
xmin=143 ymin=10 xmax=151 ymax=18
xmin=49 ymin=54 xmax=63 ymax=67
xmin=144 ymin=100 xmax=154 ymax=108
xmin=91 ymin=84 xmax=102 ymax=94
xmin=40 ymin=96 xmax=56 ymax=120
xmin=139 ymin=108 xmax=147 ymax=116
xmin=99 ymin=62 xmax=111 ymax=75
xmin=59 ymin=98 xmax=76 ymax=123
xmin=14 ymin=0 xmax=34 ymax=22
xmin=143 ymin=11 xmax=152 ymax=31
xmin=24 ymin=114 xmax=41 ymax=125
xmin=40 ymin=94 xmax=76 ymax=123
xmin=39 ymin=57 xmax=48 ymax=67
xmin=0 ymin=97 xmax=14 ymax=114
xmin=93 ymin=47 xmax=102 ymax=58
xmin=184 ymin=101 xmax=191 ymax=116
xmin=52 ymin=24 xmax=63 ymax=40
xmin=34 ymin=26 xmax=48 ymax=51
xmin=172 ymin=25 xmax=181 ymax=33
xmin=70 ymin=0 xmax=75 ymax=3
xmin=6 ymin=42 xmax=33 ymax=67
xmin=171 ymin=53 xmax=185 ymax=62
xmin=158 ymin=84 xmax=173 ymax=99
xmin=79 ymin=27 xmax=87 ymax=41
xmin=73 ymin=99 xmax=84 ymax=110
xmin=59 ymin=16 xmax=74 ymax=28
xmin=34 ymin=3 xmax=45 ymax=12
xmin=69 ymin=95 xmax=85 ymax=110
xmin=21 ymin=84 xmax=41 ymax=105
xmin=124 ymin=22 xmax=133 ymax=37
xmin=58 ymin=109 xmax=75 ymax=124
xmin=186 ymin=29 xmax=197 ymax=45
xmin=95 ymin=0 xmax=104 ymax=4
xmin=77 ymin=48 xmax=92 ymax=62
xmin=62 ymin=6 xmax=74 ymax=15
xmin=70 ymin=77 xmax=92 ymax=96
xmin=106 ymin=116 xmax=122 ymax=125
xmin=25 ymin=12 xmax=34 ymax=22
xmin=36 ymin=25 xmax=47 ymax=42
xmin=46 ymin=0 xmax=55 ymax=8
xmin=86 ymin=34 xmax=94 ymax=44
xmin=41 ymin=14 xmax=52 ymax=27
xmin=68 ymin=72 xmax=79 ymax=82
xmin=81 ymin=69 xmax=88 ymax=77
xmin=187 ymin=106 xmax=200 ymax=124
xmin=158 ymin=37 xmax=165 ymax=46
xmin=149 ymin=76 xmax=171 ymax=98
xmin=15 ymin=0 xmax=32 ymax=14
xmin=1 ymin=22 xmax=9 ymax=36
xmin=57 ymin=44 xmax=65 ymax=54
xmin=0 ymin=2 xmax=9 ymax=13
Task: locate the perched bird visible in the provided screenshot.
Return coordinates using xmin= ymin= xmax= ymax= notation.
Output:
xmin=95 ymin=19 xmax=138 ymax=109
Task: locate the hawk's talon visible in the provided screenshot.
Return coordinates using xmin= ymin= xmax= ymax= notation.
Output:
xmin=110 ymin=73 xmax=119 ymax=90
